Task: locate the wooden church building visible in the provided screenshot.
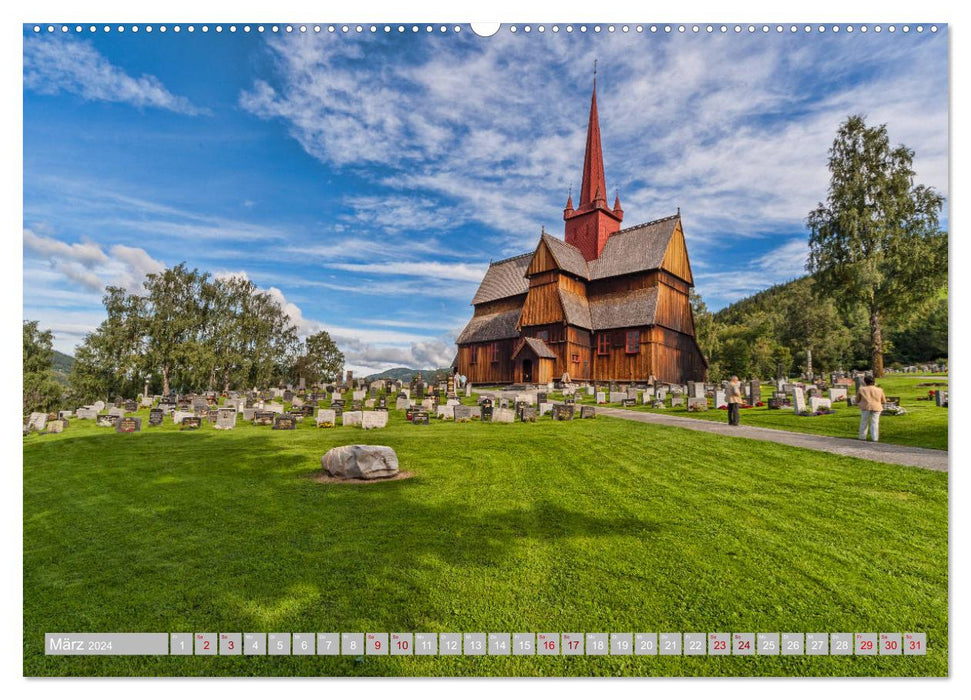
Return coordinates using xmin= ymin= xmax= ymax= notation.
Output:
xmin=456 ymin=80 xmax=708 ymax=385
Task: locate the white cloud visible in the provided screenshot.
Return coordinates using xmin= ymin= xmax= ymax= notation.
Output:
xmin=327 ymin=261 xmax=488 ymax=282
xmin=24 ymin=36 xmax=208 ymax=116
xmin=23 ymin=227 xmax=165 ymax=294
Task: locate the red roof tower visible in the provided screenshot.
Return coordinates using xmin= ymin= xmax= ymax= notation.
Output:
xmin=564 ymin=76 xmax=624 ymax=261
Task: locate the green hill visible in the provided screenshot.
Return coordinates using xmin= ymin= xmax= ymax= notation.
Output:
xmin=364 ymin=367 xmax=449 ymax=383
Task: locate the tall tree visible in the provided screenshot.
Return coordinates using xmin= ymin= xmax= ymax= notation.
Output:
xmin=298 ymin=330 xmax=345 ymax=386
xmin=23 ymin=320 xmax=63 ymax=414
xmin=807 ymin=115 xmax=947 ymax=376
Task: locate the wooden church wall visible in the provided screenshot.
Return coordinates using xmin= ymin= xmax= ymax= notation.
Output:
xmin=654 ymin=283 xmax=696 ymax=336
xmin=519 ymin=280 xmax=563 ymax=327
xmin=458 ymin=338 xmax=517 ymax=385
xmin=660 ymin=225 xmax=693 ymax=285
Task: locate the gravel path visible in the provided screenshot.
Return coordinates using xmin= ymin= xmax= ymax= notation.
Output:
xmin=595 ymin=406 xmax=948 ymax=471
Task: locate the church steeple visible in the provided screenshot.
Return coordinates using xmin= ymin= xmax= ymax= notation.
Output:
xmin=563 ymin=70 xmax=623 ymax=261
xmin=578 ymin=77 xmax=607 ymax=210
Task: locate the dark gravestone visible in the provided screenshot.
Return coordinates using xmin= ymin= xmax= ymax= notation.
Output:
xmin=520 ymin=406 xmax=537 ymax=423
xmin=537 ymin=392 xmax=548 ymax=405
xmin=454 ymin=405 xmax=473 ymax=422
xmin=580 ymin=405 xmax=596 ymax=419
xmin=479 ymin=397 xmax=493 ymax=408
xmin=116 ymin=416 xmax=141 ymax=433
xmin=415 ymin=383 xmax=424 ymax=399
xmin=283 ymin=391 xmax=294 ymax=402
xmin=245 ymin=398 xmax=255 ymax=409
xmin=124 ymin=399 xmax=138 ymax=413
xmin=96 ymin=414 xmax=119 ymax=428
xmin=352 ymin=400 xmax=363 ymax=411
xmin=622 ymin=398 xmax=636 ymax=407
xmin=300 ymin=404 xmax=315 ymax=417
xmin=553 ymin=404 xmax=575 ymax=421
xmin=180 ymin=416 xmax=202 ymax=430
xmin=253 ymin=411 xmax=275 ymax=426
xmin=405 ymin=407 xmax=416 ymax=422
xmin=412 ymin=410 xmax=430 ymax=425
xmin=564 ymin=396 xmax=575 ymax=405
xmin=331 ymin=399 xmax=345 ymax=408
xmin=148 ymin=409 xmax=164 ymax=426
xmin=273 ymin=415 xmax=296 ymax=430
xmin=749 ymin=381 xmax=761 ymax=404
xmin=481 ymin=406 xmax=494 ymax=423
xmin=378 ymin=396 xmax=387 ymax=409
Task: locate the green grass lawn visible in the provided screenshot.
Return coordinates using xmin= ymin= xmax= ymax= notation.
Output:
xmin=545 ymin=376 xmax=947 ymax=451
xmin=23 ymin=409 xmax=947 ymax=677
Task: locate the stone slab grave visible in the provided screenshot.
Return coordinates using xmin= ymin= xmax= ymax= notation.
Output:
xmin=412 ymin=410 xmax=430 ymax=425
xmin=715 ymin=390 xmax=726 ymax=409
xmin=436 ymin=405 xmax=454 ymax=420
xmin=148 ymin=409 xmax=164 ymax=426
xmin=609 ymin=391 xmax=627 ymax=404
xmin=361 ymin=411 xmax=388 ymax=430
xmin=180 ymin=416 xmax=202 ymax=430
xmin=749 ymin=381 xmax=761 ymax=404
xmin=580 ymin=405 xmax=596 ymax=419
xmin=352 ymin=390 xmax=366 ymax=401
xmin=96 ymin=414 xmax=119 ymax=427
xmin=453 ymin=405 xmax=473 ymax=422
xmin=215 ymin=408 xmax=237 ymax=430
xmin=46 ymin=419 xmax=66 ymax=434
xmin=935 ymin=390 xmax=948 ymax=407
xmin=265 ymin=403 xmax=285 ymax=415
xmin=342 ymin=411 xmax=363 ymax=427
xmin=492 ymin=407 xmax=516 ymax=423
xmin=252 ymin=411 xmax=275 ymax=426
xmin=321 ymin=445 xmax=399 ymax=480
xmin=520 ymin=406 xmax=537 ymax=422
xmin=140 ymin=397 xmax=153 ymax=408
xmin=124 ymin=399 xmax=138 ymax=412
xmin=116 ymin=416 xmax=142 ymax=433
xmin=596 ymin=392 xmax=607 ymax=404
xmin=58 ymin=410 xmax=73 ymax=420
xmin=809 ymin=397 xmax=832 ymax=412
xmin=670 ymin=396 xmax=684 ymax=407
xmin=172 ymin=410 xmax=196 ymax=425
xmin=273 ymin=415 xmax=296 ymax=430
xmin=316 ymin=409 xmax=336 ymax=427
xmin=791 ymin=387 xmax=807 ymax=414
xmin=622 ymin=398 xmax=636 ymax=408
xmin=107 ymin=407 xmax=126 ymax=418
xmin=26 ymin=412 xmax=47 ymax=431
xmin=538 ymin=402 xmax=552 ymax=416
xmin=686 ymin=397 xmax=707 ymax=412
xmin=75 ymin=407 xmax=98 ymax=420
xmin=828 ymin=387 xmax=848 ymax=402
xmin=553 ymin=404 xmax=575 ymax=421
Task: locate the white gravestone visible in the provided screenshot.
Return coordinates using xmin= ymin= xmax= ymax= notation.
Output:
xmin=316 ymin=409 xmax=336 ymax=427
xmin=791 ymin=387 xmax=806 ymax=414
xmin=342 ymin=411 xmax=363 ymax=427
xmin=361 ymin=411 xmax=388 ymax=430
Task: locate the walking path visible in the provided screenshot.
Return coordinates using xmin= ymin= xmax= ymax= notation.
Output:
xmin=595 ymin=406 xmax=948 ymax=471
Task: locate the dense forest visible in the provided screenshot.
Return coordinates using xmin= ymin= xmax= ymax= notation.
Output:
xmin=693 ymin=275 xmax=947 ymax=382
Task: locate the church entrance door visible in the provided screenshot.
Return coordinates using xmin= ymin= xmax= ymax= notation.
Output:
xmin=522 ymin=359 xmax=533 ymax=383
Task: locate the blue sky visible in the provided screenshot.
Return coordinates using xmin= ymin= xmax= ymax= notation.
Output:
xmin=22 ymin=23 xmax=948 ymax=374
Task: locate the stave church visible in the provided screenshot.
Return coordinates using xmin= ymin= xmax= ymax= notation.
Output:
xmin=456 ymin=78 xmax=708 ymax=386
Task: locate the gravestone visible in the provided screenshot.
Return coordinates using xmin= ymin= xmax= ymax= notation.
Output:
xmin=412 ymin=410 xmax=430 ymax=425
xmin=492 ymin=407 xmax=515 ymax=423
xmin=180 ymin=416 xmax=202 ymax=430
xmin=520 ymin=406 xmax=537 ymax=423
xmin=395 ymin=397 xmax=412 ymax=411
xmin=538 ymin=402 xmax=552 ymax=416
xmin=283 ymin=390 xmax=294 ymax=402
xmin=596 ymin=392 xmax=607 ymax=404
xmin=791 ymin=387 xmax=806 ymax=414
xmin=361 ymin=411 xmax=389 ymax=430
xmin=671 ymin=396 xmax=684 ymax=407
xmin=610 ymin=391 xmax=627 ymax=404
xmin=687 ymin=397 xmax=707 ymax=412
xmin=342 ymin=411 xmax=363 ymax=427
xmin=537 ymin=392 xmax=548 ymax=405
xmin=453 ymin=405 xmax=473 ymax=422
xmin=586 ymin=385 xmax=595 ymax=396
xmin=140 ymin=396 xmax=153 ymax=408
xmin=715 ymin=390 xmax=726 ymax=409
xmin=273 ymin=415 xmax=296 ymax=430
xmin=580 ymin=405 xmax=596 ymax=419
xmin=75 ymin=407 xmax=98 ymax=420
xmin=46 ymin=419 xmax=66 ymax=433
xmin=148 ymin=409 xmax=164 ymax=426
xmin=809 ymin=397 xmax=832 ymax=412
xmin=552 ymin=404 xmax=575 ymax=421
xmin=749 ymin=381 xmax=761 ymax=404
xmin=108 ymin=407 xmax=125 ymax=418
xmin=215 ymin=408 xmax=237 ymax=430
xmin=935 ymin=390 xmax=948 ymax=407
xmin=27 ymin=412 xmax=47 ymax=431
xmin=828 ymin=387 xmax=848 ymax=402
xmin=116 ymin=416 xmax=141 ymax=433
xmin=480 ymin=406 xmax=493 ymax=422
xmin=252 ymin=411 xmax=275 ymax=426
xmin=436 ymin=405 xmax=454 ymax=420
xmin=96 ymin=414 xmax=119 ymax=427
xmin=316 ymin=409 xmax=336 ymax=427
xmin=124 ymin=399 xmax=138 ymax=412
xmin=622 ymin=398 xmax=636 ymax=408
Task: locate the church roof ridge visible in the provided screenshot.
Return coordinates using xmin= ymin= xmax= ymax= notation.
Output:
xmin=488 ymin=251 xmax=534 ymax=266
xmin=616 ymin=212 xmax=681 ymax=235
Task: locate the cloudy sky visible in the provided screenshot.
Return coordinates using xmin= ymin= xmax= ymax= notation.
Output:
xmin=22 ymin=23 xmax=948 ymax=375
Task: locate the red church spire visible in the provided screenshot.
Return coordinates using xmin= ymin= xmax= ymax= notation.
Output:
xmin=578 ymin=77 xmax=607 ymax=209
xmin=563 ymin=66 xmax=624 ymax=262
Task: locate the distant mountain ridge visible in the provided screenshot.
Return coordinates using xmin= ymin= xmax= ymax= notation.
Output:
xmin=363 ymin=367 xmax=449 ymax=382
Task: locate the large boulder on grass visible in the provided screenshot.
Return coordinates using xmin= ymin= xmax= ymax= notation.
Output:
xmin=321 ymin=445 xmax=399 ymax=480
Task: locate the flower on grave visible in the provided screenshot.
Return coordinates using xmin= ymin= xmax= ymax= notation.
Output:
xmin=755 ymin=401 xmax=765 ymax=407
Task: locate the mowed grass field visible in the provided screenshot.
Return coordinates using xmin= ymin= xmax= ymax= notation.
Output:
xmin=549 ymin=376 xmax=948 ymax=451
xmin=23 ymin=410 xmax=947 ymax=677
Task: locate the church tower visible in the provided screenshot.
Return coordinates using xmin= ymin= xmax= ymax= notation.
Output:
xmin=563 ymin=76 xmax=624 ymax=261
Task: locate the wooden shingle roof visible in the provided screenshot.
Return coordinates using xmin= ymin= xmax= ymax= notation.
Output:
xmin=558 ymin=288 xmax=593 ymax=329
xmin=469 ymin=253 xmax=531 ymax=305
xmin=589 ymin=287 xmax=659 ymax=330
xmin=540 ymin=233 xmax=589 ymax=278
xmin=587 ymin=215 xmax=681 ymax=280
xmin=512 ymin=336 xmax=558 ymax=359
xmin=455 ymin=308 xmax=522 ymax=344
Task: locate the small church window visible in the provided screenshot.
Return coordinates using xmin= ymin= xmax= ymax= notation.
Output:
xmin=536 ymin=329 xmax=549 ymax=342
xmin=490 ymin=342 xmax=499 ymax=363
xmin=470 ymin=346 xmax=478 ymax=364
xmin=596 ymin=333 xmax=610 ymax=355
xmin=572 ymin=353 xmax=580 ymax=363
xmin=626 ymin=330 xmax=640 ymax=354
